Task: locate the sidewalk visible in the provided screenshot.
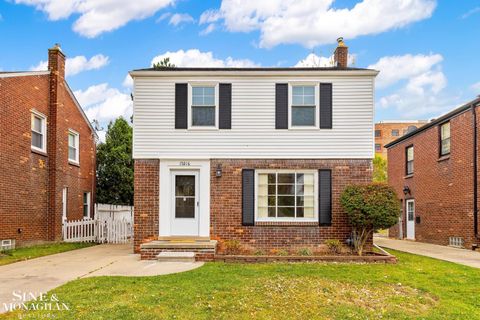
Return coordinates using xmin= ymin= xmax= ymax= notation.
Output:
xmin=374 ymin=237 xmax=480 ymax=268
xmin=0 ymin=244 xmax=203 ymax=313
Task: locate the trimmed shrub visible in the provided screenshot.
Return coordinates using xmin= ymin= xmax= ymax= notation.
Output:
xmin=340 ymin=183 xmax=401 ymax=256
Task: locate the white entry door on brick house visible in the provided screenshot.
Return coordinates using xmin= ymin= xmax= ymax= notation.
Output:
xmin=170 ymin=170 xmax=199 ymax=236
xmin=406 ymin=199 xmax=415 ymax=240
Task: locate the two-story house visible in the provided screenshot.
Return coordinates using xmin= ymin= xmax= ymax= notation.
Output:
xmin=386 ymin=97 xmax=480 ymax=249
xmin=130 ymin=39 xmax=378 ymax=260
xmin=0 ymin=45 xmax=97 ymax=248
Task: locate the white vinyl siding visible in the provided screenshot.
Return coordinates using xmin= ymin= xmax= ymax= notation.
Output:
xmin=132 ymin=75 xmax=374 ymax=159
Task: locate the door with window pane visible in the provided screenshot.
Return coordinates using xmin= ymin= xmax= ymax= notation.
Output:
xmin=406 ymin=199 xmax=415 ymax=240
xmin=257 ymin=172 xmax=315 ymax=221
xmin=171 ymin=171 xmax=199 ymax=236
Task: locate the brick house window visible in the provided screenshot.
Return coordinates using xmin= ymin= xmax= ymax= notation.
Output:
xmin=375 ymin=130 xmax=381 ymax=137
xmin=406 ymin=146 xmax=414 ymax=175
xmin=83 ymin=192 xmax=91 ymax=218
xmin=290 ymin=85 xmax=317 ymax=127
xmin=375 ymin=144 xmax=382 ymax=152
xmin=440 ymin=122 xmax=450 ymax=156
xmin=31 ymin=111 xmax=46 ymax=152
xmin=256 ymin=171 xmax=317 ymax=221
xmin=68 ymin=130 xmax=79 ymax=164
xmin=391 ymin=129 xmax=399 ymax=136
xmin=190 ymin=85 xmax=216 ymax=127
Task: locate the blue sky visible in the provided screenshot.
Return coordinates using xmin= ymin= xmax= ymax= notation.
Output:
xmin=1 ymin=0 xmax=479 ymax=137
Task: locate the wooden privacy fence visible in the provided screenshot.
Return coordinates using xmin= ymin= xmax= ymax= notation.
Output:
xmin=62 ymin=204 xmax=133 ymax=244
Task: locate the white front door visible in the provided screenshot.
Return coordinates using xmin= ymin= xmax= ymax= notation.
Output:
xmin=171 ymin=170 xmax=199 ymax=236
xmin=406 ymin=199 xmax=415 ymax=240
xmin=62 ymin=188 xmax=68 ymax=221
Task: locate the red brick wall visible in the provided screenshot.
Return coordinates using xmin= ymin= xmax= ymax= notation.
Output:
xmin=0 ymin=50 xmax=96 ymax=246
xmin=388 ymin=109 xmax=479 ymax=248
xmin=0 ymin=74 xmax=51 ymax=244
xmin=133 ymin=158 xmax=371 ymax=252
xmin=210 ymin=159 xmax=372 ymax=250
xmin=133 ymin=159 xmax=160 ymax=252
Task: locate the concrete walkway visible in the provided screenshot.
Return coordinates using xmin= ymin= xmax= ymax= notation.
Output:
xmin=0 ymin=244 xmax=203 ymax=313
xmin=375 ymin=237 xmax=480 ymax=269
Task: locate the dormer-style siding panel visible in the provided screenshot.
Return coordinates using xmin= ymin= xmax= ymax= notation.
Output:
xmin=132 ymin=74 xmax=375 ymax=159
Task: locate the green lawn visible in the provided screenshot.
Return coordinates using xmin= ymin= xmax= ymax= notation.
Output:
xmin=2 ymin=250 xmax=480 ymax=320
xmin=0 ymin=242 xmax=95 ymax=266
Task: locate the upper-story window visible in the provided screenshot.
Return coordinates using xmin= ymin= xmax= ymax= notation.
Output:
xmin=375 ymin=130 xmax=381 ymax=137
xmin=68 ymin=130 xmax=79 ymax=164
xmin=290 ymin=85 xmax=317 ymax=127
xmin=191 ymin=86 xmax=216 ymax=127
xmin=391 ymin=129 xmax=399 ymax=137
xmin=440 ymin=122 xmax=450 ymax=156
xmin=406 ymin=145 xmax=414 ymax=175
xmin=31 ymin=111 xmax=47 ymax=153
xmin=375 ymin=144 xmax=382 ymax=152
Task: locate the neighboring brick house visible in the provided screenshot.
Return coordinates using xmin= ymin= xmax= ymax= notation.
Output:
xmin=130 ymin=39 xmax=378 ymax=260
xmin=0 ymin=45 xmax=97 ymax=248
xmin=375 ymin=121 xmax=428 ymax=158
xmin=386 ymin=97 xmax=480 ymax=249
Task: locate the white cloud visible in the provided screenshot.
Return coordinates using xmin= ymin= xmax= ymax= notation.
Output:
xmin=151 ymin=49 xmax=259 ymax=67
xmin=169 ymin=13 xmax=194 ymax=26
xmin=471 ymin=82 xmax=480 ymax=93
xmin=200 ymin=23 xmax=215 ymax=35
xmin=372 ymin=53 xmax=453 ymax=117
xmin=15 ymin=0 xmax=174 ymax=38
xmin=74 ymin=83 xmax=132 ymax=123
xmin=462 ymin=7 xmax=480 ymax=19
xmin=123 ymin=74 xmax=133 ymax=88
xmin=294 ymin=52 xmax=356 ymax=67
xmin=156 ymin=12 xmax=171 ymax=22
xmin=30 ymin=54 xmax=109 ymax=76
xmin=200 ymin=0 xmax=436 ymax=48
xmin=368 ymin=53 xmax=443 ymax=88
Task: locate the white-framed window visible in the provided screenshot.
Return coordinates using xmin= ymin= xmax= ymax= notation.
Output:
xmin=256 ymin=170 xmax=317 ymax=222
xmin=68 ymin=129 xmax=79 ymax=164
xmin=83 ymin=192 xmax=91 ymax=218
xmin=289 ymin=84 xmax=318 ymax=128
xmin=31 ymin=110 xmax=47 ymax=152
xmin=189 ymin=84 xmax=218 ymax=128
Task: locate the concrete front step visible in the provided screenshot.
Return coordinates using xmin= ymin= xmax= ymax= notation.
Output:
xmin=157 ymin=251 xmax=195 ymax=262
xmin=141 ymin=240 xmax=217 ymax=250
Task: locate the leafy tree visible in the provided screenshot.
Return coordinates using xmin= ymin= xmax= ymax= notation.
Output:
xmin=373 ymin=154 xmax=387 ymax=182
xmin=96 ymin=117 xmax=133 ymax=205
xmin=340 ymin=183 xmax=400 ymax=255
xmin=153 ymin=57 xmax=175 ymax=69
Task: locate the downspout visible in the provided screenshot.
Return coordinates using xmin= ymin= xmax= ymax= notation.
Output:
xmin=472 ymin=104 xmax=478 ymax=248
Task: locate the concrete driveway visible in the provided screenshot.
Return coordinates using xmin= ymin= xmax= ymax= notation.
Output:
xmin=0 ymin=244 xmax=203 ymax=313
xmin=375 ymin=237 xmax=480 ymax=268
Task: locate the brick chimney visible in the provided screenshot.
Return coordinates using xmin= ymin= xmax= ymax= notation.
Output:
xmin=47 ymin=43 xmax=66 ymax=241
xmin=48 ymin=43 xmax=65 ymax=79
xmin=334 ymin=37 xmax=348 ymax=68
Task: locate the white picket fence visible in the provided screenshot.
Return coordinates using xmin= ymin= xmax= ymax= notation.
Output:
xmin=63 ymin=204 xmax=133 ymax=244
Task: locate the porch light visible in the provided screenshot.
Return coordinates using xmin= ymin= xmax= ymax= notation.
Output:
xmin=216 ymin=164 xmax=222 ymax=177
xmin=403 ymin=186 xmax=411 ymax=195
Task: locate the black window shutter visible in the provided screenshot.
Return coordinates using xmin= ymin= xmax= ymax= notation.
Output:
xmin=319 ymin=169 xmax=332 ymax=226
xmin=219 ymin=83 xmax=232 ymax=129
xmin=319 ymin=83 xmax=332 ymax=129
xmin=275 ymin=83 xmax=288 ymax=129
xmin=242 ymin=169 xmax=255 ymax=226
xmin=175 ymin=83 xmax=188 ymax=129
